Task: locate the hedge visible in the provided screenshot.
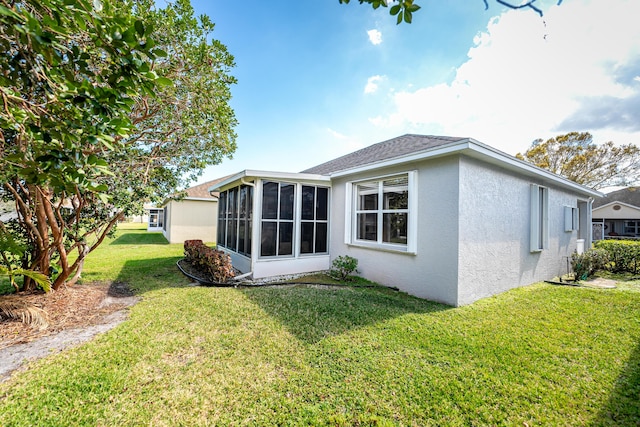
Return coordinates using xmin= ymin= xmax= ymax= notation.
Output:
xmin=594 ymin=239 xmax=640 ymax=274
xmin=184 ymin=240 xmax=235 ymax=283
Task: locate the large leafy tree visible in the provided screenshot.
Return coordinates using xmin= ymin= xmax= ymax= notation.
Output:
xmin=0 ymin=0 xmax=236 ymax=292
xmin=516 ymin=132 xmax=640 ymax=190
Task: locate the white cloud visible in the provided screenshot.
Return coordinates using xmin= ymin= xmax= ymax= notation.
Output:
xmin=369 ymin=0 xmax=640 ymax=153
xmin=364 ymin=75 xmax=385 ymax=94
xmin=367 ymin=29 xmax=382 ymax=45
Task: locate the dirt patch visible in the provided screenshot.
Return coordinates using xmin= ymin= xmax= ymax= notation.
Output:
xmin=582 ymin=277 xmax=618 ymax=289
xmin=0 ymin=282 xmax=139 ymax=382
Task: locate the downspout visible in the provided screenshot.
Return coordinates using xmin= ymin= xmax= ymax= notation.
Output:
xmin=587 ymin=197 xmax=594 ymax=247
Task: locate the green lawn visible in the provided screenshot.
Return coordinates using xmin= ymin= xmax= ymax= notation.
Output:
xmin=1 ymin=224 xmax=639 ymax=426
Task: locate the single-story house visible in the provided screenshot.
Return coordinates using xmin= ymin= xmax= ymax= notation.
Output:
xmin=211 ymin=134 xmax=601 ymax=306
xmin=149 ymin=177 xmax=229 ymax=244
xmin=592 ymin=187 xmax=640 ymax=240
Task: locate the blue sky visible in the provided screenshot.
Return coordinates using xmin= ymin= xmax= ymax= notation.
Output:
xmin=185 ymin=0 xmax=640 ymax=185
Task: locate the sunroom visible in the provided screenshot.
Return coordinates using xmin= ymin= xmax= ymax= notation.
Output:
xmin=211 ymin=170 xmax=332 ymax=279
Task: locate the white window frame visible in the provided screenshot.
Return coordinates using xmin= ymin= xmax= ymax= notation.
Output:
xmin=530 ymin=184 xmax=549 ymax=252
xmin=345 ymin=171 xmax=417 ymax=254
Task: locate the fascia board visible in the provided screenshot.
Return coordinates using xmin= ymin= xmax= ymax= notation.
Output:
xmin=463 ymin=139 xmax=603 ymax=198
xmin=210 ymin=169 xmax=331 ymax=193
xmin=329 ymin=137 xmax=602 ymax=199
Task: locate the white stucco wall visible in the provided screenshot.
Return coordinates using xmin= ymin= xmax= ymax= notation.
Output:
xmin=456 ymin=156 xmax=584 ymax=306
xmin=592 ymin=204 xmax=640 ymax=220
xmin=330 ymin=157 xmax=461 ymax=306
xmin=163 ymin=199 xmax=217 ymax=244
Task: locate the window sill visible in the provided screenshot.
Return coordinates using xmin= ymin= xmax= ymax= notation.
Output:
xmin=347 ymin=241 xmax=416 ymax=255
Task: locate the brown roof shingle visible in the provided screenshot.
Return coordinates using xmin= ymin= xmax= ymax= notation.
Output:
xmin=183 ymin=175 xmax=233 ymax=199
xmin=301 ymin=134 xmax=467 ymax=175
xmin=593 ymin=187 xmax=640 ymax=208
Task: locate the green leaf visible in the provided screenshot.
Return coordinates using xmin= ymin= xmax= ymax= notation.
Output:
xmin=155 ymin=76 xmax=173 ymax=86
xmin=389 ymin=4 xmax=401 ymax=15
xmin=396 ymin=11 xmax=403 ymax=24
xmin=135 ymin=20 xmax=144 ymax=36
xmin=404 ymin=10 xmax=412 ymax=23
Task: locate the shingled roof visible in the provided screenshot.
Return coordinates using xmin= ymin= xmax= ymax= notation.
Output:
xmin=593 ymin=187 xmax=640 ymax=208
xmin=179 ymin=175 xmax=233 ymax=200
xmin=301 ymin=134 xmax=467 ymax=175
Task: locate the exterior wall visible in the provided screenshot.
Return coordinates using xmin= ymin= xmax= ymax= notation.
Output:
xmin=253 ymin=255 xmax=331 ymax=279
xmin=456 ymin=156 xmax=584 ymax=305
xmin=162 ymin=199 xmax=218 ymax=244
xmin=330 ymin=157 xmax=461 ymax=306
xmin=592 ymin=204 xmax=640 ymax=220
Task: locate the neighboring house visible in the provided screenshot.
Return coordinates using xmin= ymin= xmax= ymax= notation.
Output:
xmin=591 ymin=187 xmax=640 ymax=240
xmin=211 ymin=134 xmax=601 ymax=306
xmin=149 ymin=177 xmax=229 ymax=244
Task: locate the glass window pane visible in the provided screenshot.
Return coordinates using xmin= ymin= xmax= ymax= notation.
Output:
xmin=228 ymin=219 xmax=237 ymax=251
xmin=262 ymin=182 xmax=278 ymax=219
xmin=278 ymin=222 xmax=293 ymax=255
xmin=300 ymin=222 xmax=314 ymax=254
xmin=383 ymin=176 xmax=408 ymax=210
xmin=316 ymin=187 xmax=328 ymax=221
xmin=247 ymin=219 xmax=252 ymax=255
xmin=315 ymin=222 xmax=328 ymax=253
xmin=301 ymin=186 xmax=315 ymax=220
xmin=357 ymin=182 xmax=378 ymax=210
xmin=238 ymin=220 xmax=245 ymax=254
xmin=260 ymin=222 xmax=277 ymax=256
xmin=383 ymin=213 xmax=407 ymax=244
xmin=239 ymin=186 xmax=247 ymax=219
xmin=280 ymin=184 xmax=295 ymax=220
xmin=357 ymin=213 xmax=377 ymax=241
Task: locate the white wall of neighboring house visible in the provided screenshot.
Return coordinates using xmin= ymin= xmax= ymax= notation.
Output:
xmin=162 ymin=198 xmax=218 ymax=244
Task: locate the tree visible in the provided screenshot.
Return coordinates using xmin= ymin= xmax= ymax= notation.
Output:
xmin=516 ymin=132 xmax=640 ymax=190
xmin=0 ymin=0 xmax=237 ymax=292
xmin=339 ymin=0 xmax=563 ymax=24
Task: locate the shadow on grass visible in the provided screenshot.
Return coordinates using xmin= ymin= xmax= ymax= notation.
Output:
xmin=241 ymin=285 xmax=450 ymax=344
xmin=592 ymin=340 xmax=640 ymax=426
xmin=109 ymin=231 xmax=169 ymax=245
xmin=111 ymin=257 xmax=188 ymax=293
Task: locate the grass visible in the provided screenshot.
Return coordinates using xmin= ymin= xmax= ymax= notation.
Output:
xmin=1 ymin=224 xmax=639 ymax=425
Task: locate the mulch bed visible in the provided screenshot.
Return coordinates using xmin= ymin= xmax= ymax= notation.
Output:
xmin=0 ymin=281 xmax=135 ymax=350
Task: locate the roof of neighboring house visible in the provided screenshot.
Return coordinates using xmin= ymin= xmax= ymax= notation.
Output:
xmin=159 ymin=175 xmax=233 ymax=207
xmin=592 ymin=187 xmax=640 ymax=208
xmin=301 ymin=134 xmax=466 ymax=175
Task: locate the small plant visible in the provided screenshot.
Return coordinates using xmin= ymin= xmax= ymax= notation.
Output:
xmin=184 ymin=240 xmax=235 ymax=283
xmin=571 ymin=248 xmax=610 ymax=281
xmin=330 ymin=255 xmax=358 ymax=281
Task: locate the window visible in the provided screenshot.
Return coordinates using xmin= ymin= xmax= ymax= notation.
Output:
xmin=348 ymin=172 xmax=415 ymax=252
xmin=261 ymin=181 xmax=295 ymax=257
xmin=217 ymin=184 xmax=253 ymax=256
xmin=149 ymin=209 xmax=164 ymax=228
xmin=530 ymin=184 xmax=549 ymax=252
xmin=624 ymin=221 xmax=640 ymax=236
xmin=564 ymin=206 xmax=579 ymax=232
xmin=300 ymin=186 xmax=329 ymax=254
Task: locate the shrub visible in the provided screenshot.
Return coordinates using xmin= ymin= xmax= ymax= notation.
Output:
xmin=183 ymin=240 xmax=235 ymax=283
xmin=571 ymin=248 xmax=610 ymax=280
xmin=330 ymin=255 xmax=358 ymax=281
xmin=594 ymin=239 xmax=640 ymax=273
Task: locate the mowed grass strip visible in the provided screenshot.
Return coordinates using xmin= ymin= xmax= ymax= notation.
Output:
xmin=1 ymin=225 xmax=639 ymax=426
